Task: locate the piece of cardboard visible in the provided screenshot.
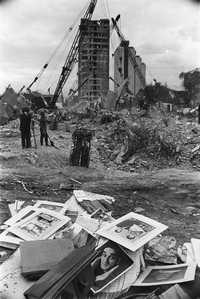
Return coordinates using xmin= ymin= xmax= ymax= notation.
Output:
xmin=24 ymin=243 xmax=96 ymax=299
xmin=20 ymin=239 xmax=74 ymax=279
xmin=191 ymin=238 xmax=200 ymax=267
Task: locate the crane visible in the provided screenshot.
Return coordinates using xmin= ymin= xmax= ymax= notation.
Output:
xmin=68 ymin=77 xmax=90 ymax=97
xmin=50 ymin=0 xmax=97 ymax=108
xmin=111 ymin=16 xmax=146 ymax=89
xmin=108 ymin=76 xmax=120 ymax=88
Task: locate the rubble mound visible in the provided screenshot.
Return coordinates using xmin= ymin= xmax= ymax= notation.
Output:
xmin=94 ymin=110 xmax=199 ymax=172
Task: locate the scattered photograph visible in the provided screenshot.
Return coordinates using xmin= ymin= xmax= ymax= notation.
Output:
xmin=73 ymin=190 xmax=115 ymax=204
xmin=9 ymin=209 xmax=71 ymax=241
xmin=53 ymin=221 xmax=96 ymax=248
xmin=91 ymin=208 xmax=114 ymax=223
xmin=73 ymin=190 xmax=113 ymax=213
xmin=5 ymin=206 xmax=38 ymax=226
xmin=80 ymin=240 xmax=133 ymax=294
xmin=8 ymin=200 xmax=25 ymax=216
xmin=0 ymin=229 xmax=23 ymax=247
xmin=76 ymin=215 xmax=103 ymax=236
xmin=79 ymin=200 xmax=106 ymax=215
xmin=0 ymin=246 xmax=14 ymax=264
xmin=134 ymin=264 xmax=196 ymax=286
xmin=96 ymin=212 xmax=168 ymax=252
xmin=191 ymin=238 xmax=200 ymax=267
xmin=33 ymin=200 xmax=65 ymax=213
xmin=63 ymin=195 xmax=86 ymax=215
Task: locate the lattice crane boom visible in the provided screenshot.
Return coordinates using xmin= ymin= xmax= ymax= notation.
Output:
xmin=50 ymin=0 xmax=97 ymax=107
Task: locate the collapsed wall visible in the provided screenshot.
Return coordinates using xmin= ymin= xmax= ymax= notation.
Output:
xmin=0 ymin=86 xmax=27 ymax=125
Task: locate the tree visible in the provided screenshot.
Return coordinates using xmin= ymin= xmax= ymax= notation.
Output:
xmin=136 ymin=81 xmax=173 ymax=111
xmin=179 ymin=68 xmax=200 ymax=105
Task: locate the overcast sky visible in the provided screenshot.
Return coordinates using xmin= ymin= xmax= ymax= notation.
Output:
xmin=0 ymin=0 xmax=200 ymax=95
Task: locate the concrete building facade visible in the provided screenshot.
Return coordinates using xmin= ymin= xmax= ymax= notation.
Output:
xmin=114 ymin=41 xmax=146 ymax=96
xmin=78 ymin=18 xmax=110 ymax=102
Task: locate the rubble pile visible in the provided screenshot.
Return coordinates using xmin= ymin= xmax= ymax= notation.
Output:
xmin=0 ymin=119 xmax=20 ymax=138
xmin=0 ymin=86 xmax=31 ymax=125
xmin=2 ymin=107 xmax=200 ymax=173
xmin=63 ymin=106 xmax=200 ymax=172
xmin=0 ymin=191 xmax=199 ymax=299
xmin=93 ymin=110 xmax=200 ymax=172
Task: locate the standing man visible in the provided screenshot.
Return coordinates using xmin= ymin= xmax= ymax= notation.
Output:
xmin=69 ymin=127 xmax=93 ymax=168
xmin=80 ymin=129 xmax=92 ymax=168
xmin=39 ymin=111 xmax=48 ymax=146
xmin=19 ymin=107 xmax=32 ymax=149
xmin=30 ymin=110 xmax=37 ymax=149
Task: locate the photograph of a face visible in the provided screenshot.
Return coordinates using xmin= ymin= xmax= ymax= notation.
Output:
xmin=96 ymin=212 xmax=168 ymax=252
xmin=9 ymin=209 xmax=70 ymax=241
xmin=88 ymin=240 xmax=133 ymax=293
xmin=134 ymin=264 xmax=196 ymax=286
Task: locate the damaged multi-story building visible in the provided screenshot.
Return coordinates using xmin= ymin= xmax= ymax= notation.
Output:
xmin=113 ymin=40 xmax=146 ymax=96
xmin=78 ymin=18 xmax=110 ymax=102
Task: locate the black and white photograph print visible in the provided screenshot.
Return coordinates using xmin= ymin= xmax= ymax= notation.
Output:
xmin=91 ymin=208 xmax=114 ymax=223
xmin=4 ymin=206 xmax=38 ymax=227
xmin=9 ymin=209 xmax=70 ymax=241
xmin=134 ymin=264 xmax=196 ymax=286
xmin=97 ymin=212 xmax=168 ymax=252
xmin=33 ymin=200 xmax=65 ymax=213
xmin=0 ymin=0 xmax=200 ymax=297
xmin=86 ymin=240 xmax=133 ymax=294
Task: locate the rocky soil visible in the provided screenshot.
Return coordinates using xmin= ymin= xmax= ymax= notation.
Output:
xmin=1 ymin=114 xmax=200 ymax=246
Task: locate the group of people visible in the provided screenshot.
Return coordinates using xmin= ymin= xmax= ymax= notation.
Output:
xmin=19 ymin=107 xmax=49 ymax=149
xmin=19 ymin=108 xmax=93 ymax=168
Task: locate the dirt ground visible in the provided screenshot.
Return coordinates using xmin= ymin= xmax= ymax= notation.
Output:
xmin=1 ymin=119 xmax=200 ymax=246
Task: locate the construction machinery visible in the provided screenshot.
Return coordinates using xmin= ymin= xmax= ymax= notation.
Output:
xmin=68 ymin=77 xmax=90 ymax=97
xmin=25 ymin=2 xmax=145 ymax=111
xmin=108 ymin=76 xmax=120 ymax=88
xmin=50 ymin=0 xmax=97 ymax=108
xmin=111 ymin=16 xmax=146 ymax=89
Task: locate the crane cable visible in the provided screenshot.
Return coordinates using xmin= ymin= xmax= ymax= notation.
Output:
xmin=45 ymin=0 xmax=92 ymax=93
xmin=26 ymin=0 xmax=91 ymax=92
xmin=102 ymin=0 xmax=115 ymax=52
